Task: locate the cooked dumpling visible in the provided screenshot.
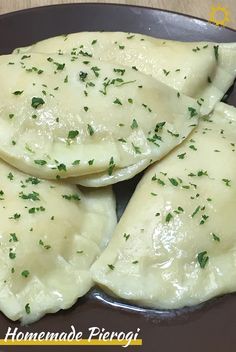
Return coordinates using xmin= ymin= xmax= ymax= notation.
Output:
xmin=0 ymin=52 xmax=199 ymax=185
xmin=91 ymin=102 xmax=236 ymax=309
xmin=0 ymin=159 xmax=116 ymax=324
xmin=14 ymin=32 xmax=236 ymax=114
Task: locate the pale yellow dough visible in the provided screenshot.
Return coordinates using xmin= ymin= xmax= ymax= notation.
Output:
xmin=91 ymin=102 xmax=236 ymax=309
xmin=15 ymin=31 xmax=236 ymax=114
xmin=0 ymin=52 xmax=199 ymax=185
xmin=0 ymin=160 xmax=116 ymax=324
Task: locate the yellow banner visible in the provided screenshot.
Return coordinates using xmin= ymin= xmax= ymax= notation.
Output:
xmin=0 ymin=338 xmax=142 ymax=346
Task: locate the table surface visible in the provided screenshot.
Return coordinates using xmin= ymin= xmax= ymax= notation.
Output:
xmin=0 ymin=0 xmax=235 ymax=29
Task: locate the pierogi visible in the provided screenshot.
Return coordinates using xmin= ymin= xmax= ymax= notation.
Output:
xmin=0 ymin=52 xmax=199 ymax=185
xmin=15 ymin=31 xmax=236 ymax=114
xmin=0 ymin=160 xmax=116 ymax=324
xmin=91 ymin=103 xmax=236 ymax=309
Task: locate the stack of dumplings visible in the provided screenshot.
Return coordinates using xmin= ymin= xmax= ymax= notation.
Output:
xmin=0 ymin=31 xmax=235 ymax=324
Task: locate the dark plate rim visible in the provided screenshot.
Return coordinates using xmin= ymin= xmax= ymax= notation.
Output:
xmin=0 ymin=2 xmax=235 ymax=34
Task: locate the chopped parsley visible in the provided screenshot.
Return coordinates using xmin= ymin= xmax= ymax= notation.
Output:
xmin=222 ymin=178 xmax=231 ymax=187
xmin=21 ymin=55 xmax=31 ymax=60
xmin=79 ymin=50 xmax=92 ymax=57
xmin=157 ymin=178 xmax=165 ymax=186
xmin=113 ymin=98 xmax=122 ymax=105
xmin=177 ymin=153 xmax=186 ymax=159
xmin=9 ymin=250 xmax=16 ymax=260
xmin=108 ymin=264 xmax=115 ymax=270
xmin=9 ymin=213 xmax=21 ymax=220
xmin=68 ymin=130 xmax=79 ymax=139
xmin=188 ymin=107 xmax=198 ymax=118
xmin=151 ymin=192 xmax=157 ymax=196
xmin=91 ymin=66 xmax=100 ymax=77
xmin=107 ymin=157 xmax=115 ymax=176
xmin=212 ymin=233 xmax=220 ymax=242
xmin=13 ymin=90 xmax=23 ymax=95
xmin=87 ymin=124 xmax=94 ymax=136
xmin=118 ymin=138 xmax=126 ymax=143
xmin=62 ymin=194 xmax=80 ymax=201
xmin=114 ymin=68 xmax=125 ymax=76
xmin=19 ymin=191 xmax=40 ymax=201
xmin=132 ymin=143 xmax=141 ymax=154
xmin=57 ymin=163 xmax=67 ymax=172
xmin=169 ymin=178 xmax=178 ymax=186
xmin=214 ymin=45 xmax=219 ymax=61
xmin=54 ymin=62 xmax=65 ymax=70
xmin=31 ymin=97 xmax=45 ymax=109
xmin=191 ymin=205 xmax=201 ymax=218
xmin=200 ymin=214 xmax=209 ymax=225
xmin=197 ymin=251 xmax=209 ymax=268
xmin=197 ymin=170 xmax=208 ymax=177
xmin=25 ymin=303 xmax=31 ymax=314
xmin=7 ymin=172 xmax=14 ymax=181
xmin=155 ymin=122 xmax=166 ymax=133
xmin=39 ymin=239 xmax=51 ymax=250
xmin=72 ymin=160 xmax=80 ymax=166
xmin=123 ymin=233 xmax=130 ymax=241
xmin=131 ymin=119 xmax=138 ymax=129
xmin=34 ymin=159 xmax=47 ymax=166
xmin=163 ymin=69 xmax=170 ymax=76
xmin=25 ymin=177 xmax=41 ymax=185
xmin=165 ymin=213 xmax=173 ymax=223
xmin=189 ymin=145 xmax=197 ymax=151
xmin=9 ymin=233 xmax=18 ymax=242
xmin=28 ymin=206 xmax=45 ymax=214
xmin=167 ymin=130 xmax=179 ymax=137
xmin=21 ymin=270 xmax=30 ymax=278
xmin=79 ymin=71 xmax=88 ymax=81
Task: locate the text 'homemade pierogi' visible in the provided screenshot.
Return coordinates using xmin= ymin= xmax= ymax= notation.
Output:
xmin=0 ymin=160 xmax=116 ymax=324
xmin=0 ymin=52 xmax=199 ymax=185
xmin=15 ymin=31 xmax=236 ymax=114
xmin=92 ymin=102 xmax=236 ymax=309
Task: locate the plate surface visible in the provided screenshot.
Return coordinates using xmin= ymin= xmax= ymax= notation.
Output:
xmin=0 ymin=3 xmax=236 ymax=352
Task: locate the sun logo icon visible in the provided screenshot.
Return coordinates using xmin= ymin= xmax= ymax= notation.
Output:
xmin=209 ymin=3 xmax=230 ymax=26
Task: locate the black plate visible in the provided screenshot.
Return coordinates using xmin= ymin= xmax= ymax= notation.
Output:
xmin=0 ymin=3 xmax=236 ymax=352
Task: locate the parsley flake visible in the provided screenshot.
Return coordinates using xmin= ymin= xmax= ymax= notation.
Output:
xmin=68 ymin=130 xmax=79 ymax=139
xmin=131 ymin=119 xmax=138 ymax=129
xmin=13 ymin=90 xmax=23 ymax=95
xmin=25 ymin=303 xmax=31 ymax=314
xmin=197 ymin=251 xmax=209 ymax=268
xmin=31 ymin=97 xmax=45 ymax=109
